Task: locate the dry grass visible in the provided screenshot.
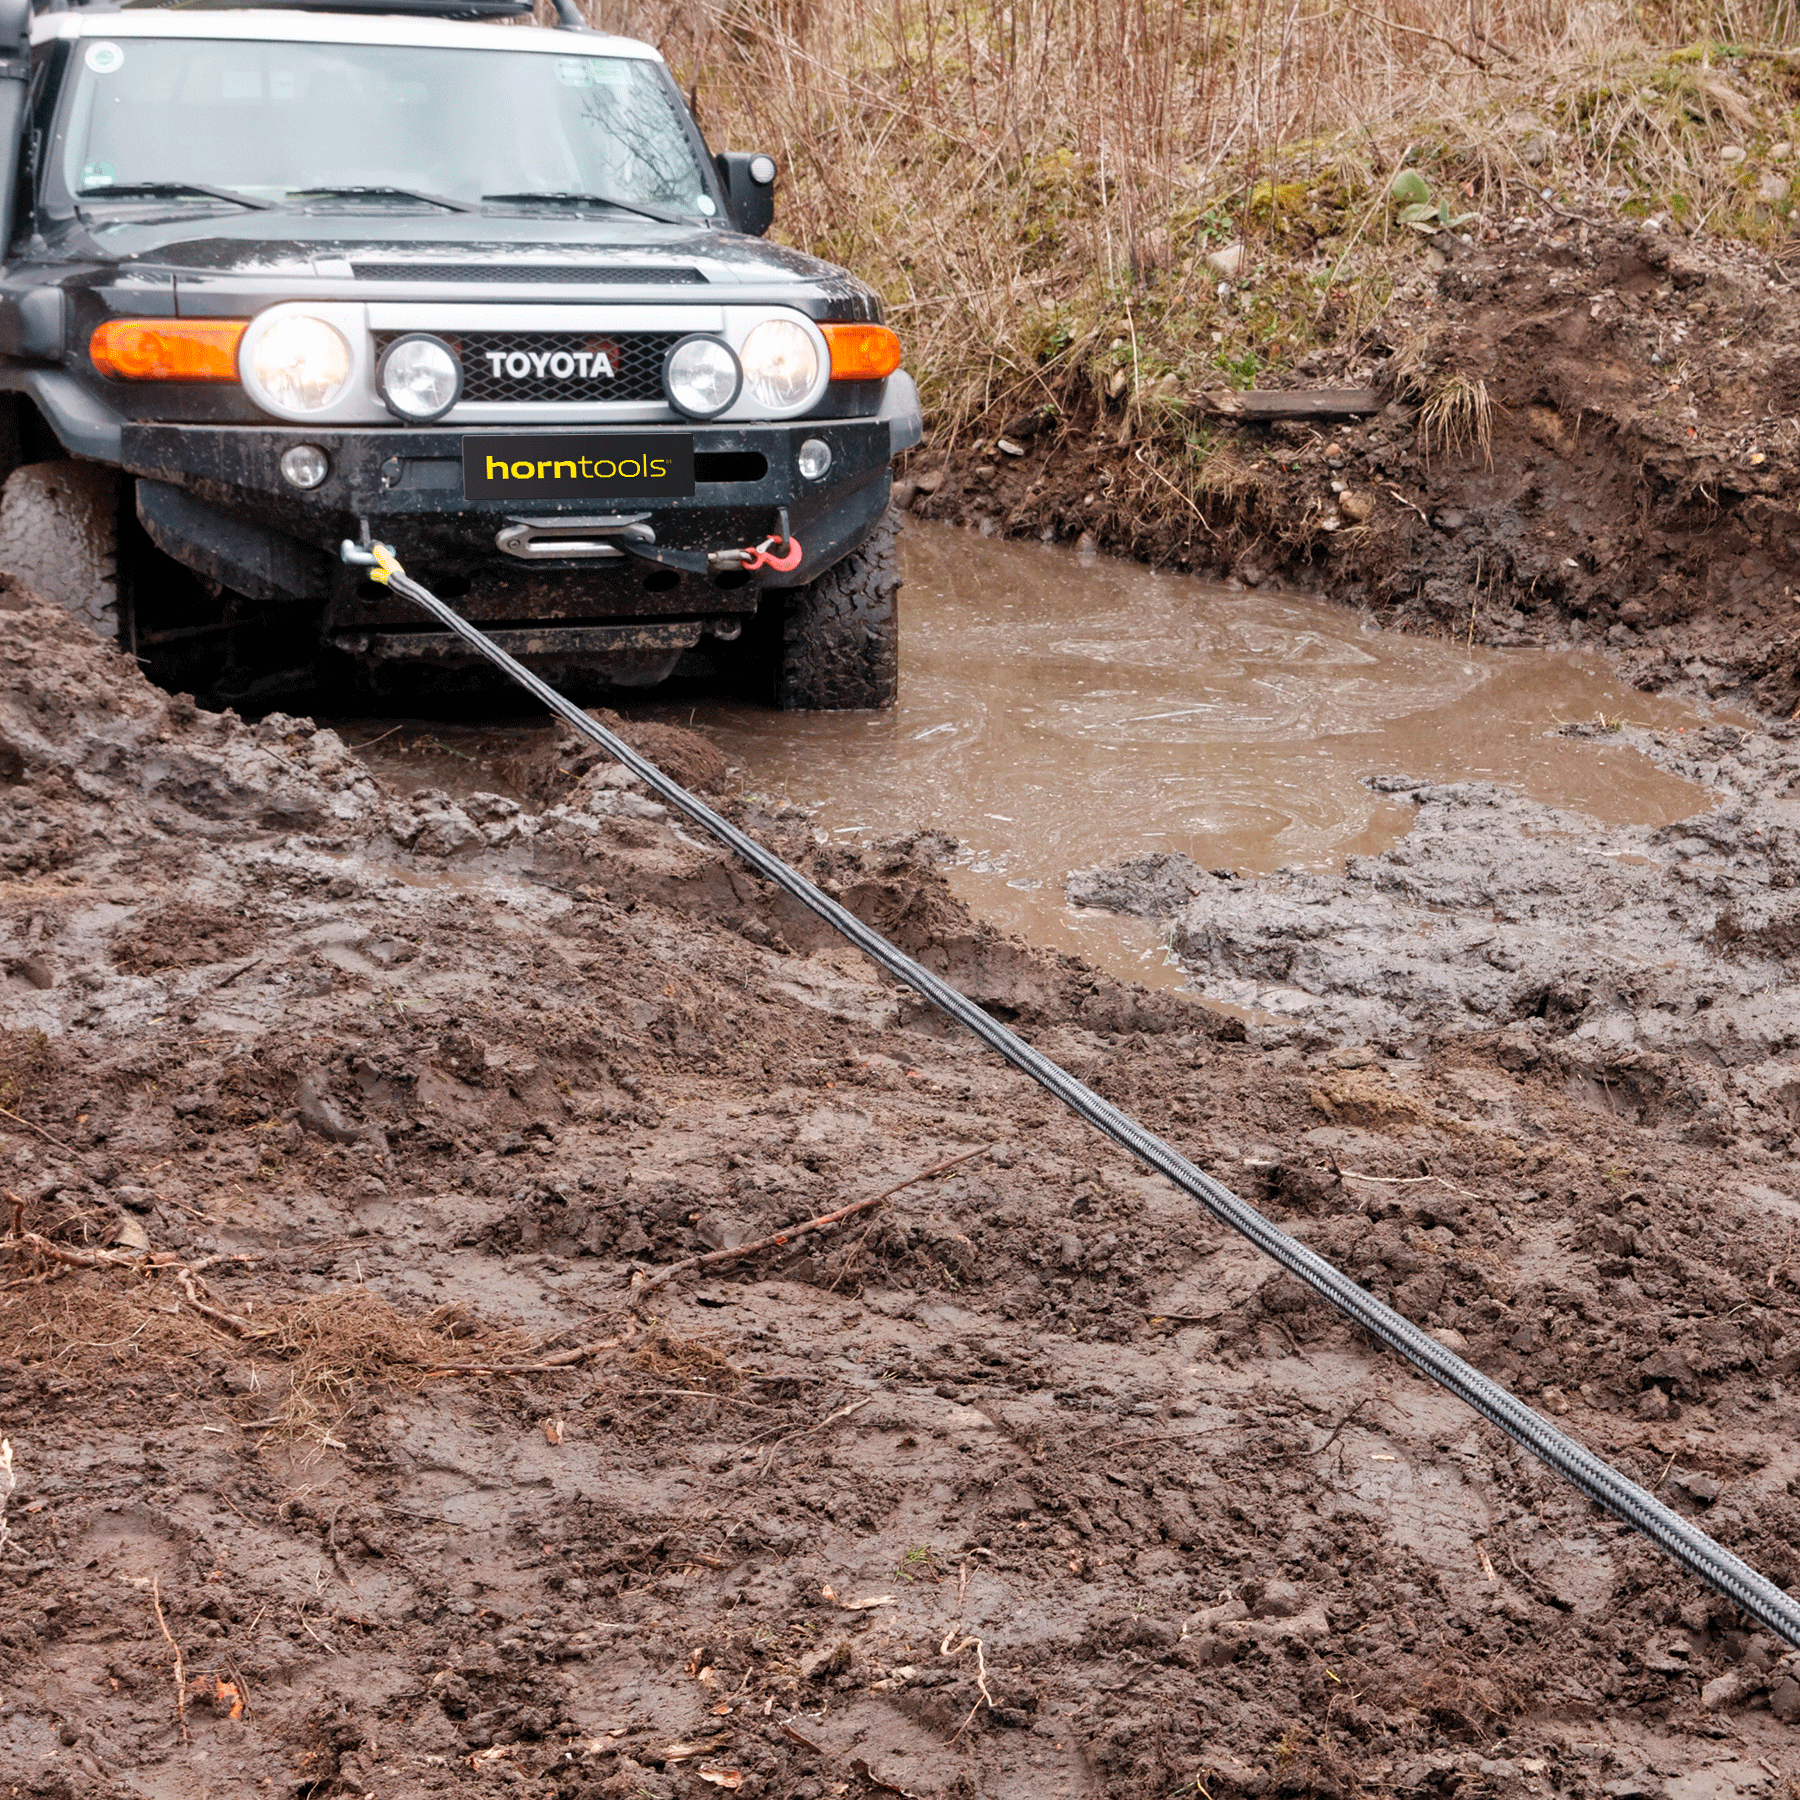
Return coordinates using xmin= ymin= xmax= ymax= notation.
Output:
xmin=1418 ymin=373 xmax=1496 ymax=466
xmin=548 ymin=0 xmax=1800 ymax=445
xmin=0 ymin=1264 xmax=534 ymax=1448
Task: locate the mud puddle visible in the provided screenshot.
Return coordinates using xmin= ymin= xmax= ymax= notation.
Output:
xmin=640 ymin=523 xmax=1717 ymax=980
xmin=331 ymin=525 xmax=1721 ymax=986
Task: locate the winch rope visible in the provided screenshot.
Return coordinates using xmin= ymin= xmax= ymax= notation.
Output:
xmin=356 ymin=538 xmax=1800 ymax=1647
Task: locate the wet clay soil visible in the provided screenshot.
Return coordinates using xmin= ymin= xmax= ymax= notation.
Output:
xmin=335 ymin=524 xmax=1720 ymax=988
xmin=7 ymin=579 xmax=1800 ymax=1800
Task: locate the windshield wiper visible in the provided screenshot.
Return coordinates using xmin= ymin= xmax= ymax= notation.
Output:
xmin=77 ymin=181 xmax=271 ymax=210
xmin=286 ymin=185 xmax=474 ymax=213
xmin=481 ymin=190 xmax=687 ymax=227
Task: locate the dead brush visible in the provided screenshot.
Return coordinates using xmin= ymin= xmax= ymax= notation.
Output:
xmin=1411 ymin=1654 xmax=1535 ymax=1737
xmin=0 ymin=1028 xmax=57 ymax=1124
xmin=0 ymin=1249 xmax=533 ymax=1449
xmin=531 ymin=0 xmax=1800 ymax=473
xmin=625 ymin=1332 xmax=743 ymax=1395
xmin=1418 ymin=374 xmax=1495 ymax=468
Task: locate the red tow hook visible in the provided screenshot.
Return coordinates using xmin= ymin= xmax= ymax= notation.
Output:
xmin=740 ymin=533 xmax=803 ymax=573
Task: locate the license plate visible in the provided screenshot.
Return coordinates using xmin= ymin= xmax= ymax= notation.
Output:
xmin=462 ymin=433 xmax=695 ymax=502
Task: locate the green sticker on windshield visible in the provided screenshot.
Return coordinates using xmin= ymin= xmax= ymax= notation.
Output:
xmin=554 ymin=55 xmax=632 ymax=87
xmin=84 ymin=41 xmax=123 ymax=75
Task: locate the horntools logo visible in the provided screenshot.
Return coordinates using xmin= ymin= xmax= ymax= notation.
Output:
xmin=462 ymin=432 xmax=695 ymax=499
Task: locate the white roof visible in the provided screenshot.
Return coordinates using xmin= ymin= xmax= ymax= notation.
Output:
xmin=31 ymin=8 xmax=663 ymax=58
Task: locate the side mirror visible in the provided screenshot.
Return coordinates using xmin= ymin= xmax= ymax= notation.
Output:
xmin=713 ymin=152 xmax=776 ymax=237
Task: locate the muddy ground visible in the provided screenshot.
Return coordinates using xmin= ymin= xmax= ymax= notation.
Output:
xmin=902 ymin=210 xmax=1800 ymax=719
xmin=8 ymin=554 xmax=1800 ymax=1800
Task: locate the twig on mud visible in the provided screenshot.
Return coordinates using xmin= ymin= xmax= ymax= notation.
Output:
xmin=1386 ymin=487 xmax=1432 ymax=524
xmin=150 ymin=1575 xmax=189 ymax=1744
xmin=1 ymin=1213 xmax=262 ymax=1333
xmin=629 ymin=1146 xmax=994 ymax=1307
xmin=213 ymin=957 xmax=263 ymax=990
xmin=1282 ymin=1395 xmax=1371 ymax=1462
xmin=940 ymin=1627 xmax=994 ymax=1742
xmin=752 ymin=1391 xmax=877 ymax=1471
xmin=1338 ymin=1169 xmax=1481 ymax=1200
xmin=175 ymin=1266 xmax=253 ymax=1335
xmin=419 ymin=1332 xmax=630 ymax=1378
xmin=348 ymin=723 xmax=406 ymax=749
xmin=0 ymin=1107 xmax=75 ymax=1153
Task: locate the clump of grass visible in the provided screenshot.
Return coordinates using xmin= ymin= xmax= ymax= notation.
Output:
xmin=1418 ymin=374 xmax=1495 ymax=467
xmin=895 ymin=1543 xmax=946 ymax=1582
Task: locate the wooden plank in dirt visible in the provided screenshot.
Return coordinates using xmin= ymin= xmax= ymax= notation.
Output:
xmin=1198 ymin=388 xmax=1383 ymax=419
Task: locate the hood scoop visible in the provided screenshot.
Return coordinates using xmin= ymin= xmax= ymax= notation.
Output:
xmin=349 ymin=261 xmax=705 ymax=284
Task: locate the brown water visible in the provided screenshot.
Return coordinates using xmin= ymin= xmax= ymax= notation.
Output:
xmin=335 ymin=523 xmax=1719 ymax=989
xmin=656 ymin=523 xmax=1716 ymax=985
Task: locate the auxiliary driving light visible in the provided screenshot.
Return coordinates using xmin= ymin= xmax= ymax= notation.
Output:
xmin=739 ymin=318 xmax=819 ymax=411
xmin=279 ymin=444 xmax=330 ymax=490
xmin=248 ymin=314 xmax=351 ymax=413
xmin=663 ymin=334 xmax=741 ymax=418
xmin=377 ymin=333 xmax=462 ymax=423
xmin=797 ymin=437 xmax=832 ymax=480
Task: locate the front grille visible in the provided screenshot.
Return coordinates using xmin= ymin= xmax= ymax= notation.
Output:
xmin=376 ymin=329 xmax=683 ymax=404
xmin=354 ymin=262 xmax=704 ymax=284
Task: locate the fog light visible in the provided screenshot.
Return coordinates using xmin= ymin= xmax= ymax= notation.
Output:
xmin=664 ymin=334 xmax=741 ymax=418
xmin=797 ymin=437 xmax=832 ymax=481
xmin=280 ymin=444 xmax=330 ymax=490
xmin=377 ymin=333 xmax=462 ymax=423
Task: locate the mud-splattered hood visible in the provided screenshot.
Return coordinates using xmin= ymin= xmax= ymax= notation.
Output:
xmin=41 ymin=209 xmax=867 ymax=298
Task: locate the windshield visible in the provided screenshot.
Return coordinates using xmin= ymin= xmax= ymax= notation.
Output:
xmin=57 ymin=37 xmax=716 ymax=216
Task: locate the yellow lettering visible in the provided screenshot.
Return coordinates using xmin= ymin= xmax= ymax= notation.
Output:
xmin=595 ymin=460 xmax=617 ymax=478
xmin=620 ymin=458 xmax=642 ymax=479
xmin=553 ymin=461 xmax=576 ymax=478
xmin=536 ymin=460 xmax=552 ymax=478
xmin=486 ymin=455 xmax=507 ymax=479
xmin=510 ymin=461 xmax=534 ymax=479
xmin=649 ymin=458 xmax=667 ymax=478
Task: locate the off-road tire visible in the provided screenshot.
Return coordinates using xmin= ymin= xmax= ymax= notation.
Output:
xmin=0 ymin=460 xmax=121 ymax=639
xmin=776 ymin=512 xmax=900 ymax=709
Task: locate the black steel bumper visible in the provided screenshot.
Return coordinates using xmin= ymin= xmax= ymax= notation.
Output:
xmin=118 ymin=416 xmax=894 ymax=595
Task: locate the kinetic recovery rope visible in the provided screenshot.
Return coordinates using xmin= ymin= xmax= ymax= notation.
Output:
xmin=348 ymin=537 xmax=1800 ymax=1647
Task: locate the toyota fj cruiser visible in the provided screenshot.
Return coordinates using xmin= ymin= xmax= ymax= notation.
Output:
xmin=0 ymin=0 xmax=919 ymax=708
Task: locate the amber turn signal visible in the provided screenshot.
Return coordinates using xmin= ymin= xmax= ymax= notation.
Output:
xmin=90 ymin=319 xmax=248 ymax=381
xmin=821 ymin=322 xmax=902 ymax=381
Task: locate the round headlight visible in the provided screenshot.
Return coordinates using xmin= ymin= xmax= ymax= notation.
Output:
xmin=377 ymin=334 xmax=462 ymax=422
xmin=664 ymin=334 xmax=741 ymax=418
xmin=248 ymin=315 xmax=351 ymax=413
xmin=739 ymin=318 xmax=819 ymax=411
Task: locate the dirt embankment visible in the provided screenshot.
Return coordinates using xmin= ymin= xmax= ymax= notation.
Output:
xmin=903 ymin=213 xmax=1800 ymax=716
xmin=7 ymin=585 xmax=1800 ymax=1800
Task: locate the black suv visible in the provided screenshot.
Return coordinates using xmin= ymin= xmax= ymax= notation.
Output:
xmin=0 ymin=0 xmax=918 ymax=707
